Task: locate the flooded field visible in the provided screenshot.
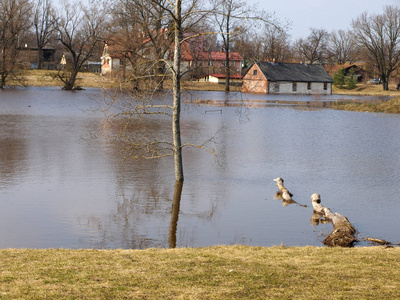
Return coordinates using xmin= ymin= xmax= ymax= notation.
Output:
xmin=0 ymin=87 xmax=399 ymax=248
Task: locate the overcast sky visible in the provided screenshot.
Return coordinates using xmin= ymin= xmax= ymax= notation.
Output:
xmin=247 ymin=0 xmax=399 ymax=41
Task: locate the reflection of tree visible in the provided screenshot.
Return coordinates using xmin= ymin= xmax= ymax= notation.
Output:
xmin=0 ymin=116 xmax=28 ymax=188
xmin=81 ymin=185 xmax=172 ymax=249
xmin=168 ymin=180 xmax=183 ymax=248
xmin=78 ymin=108 xmax=225 ymax=249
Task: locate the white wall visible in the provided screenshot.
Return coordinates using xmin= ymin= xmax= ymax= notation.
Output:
xmin=268 ymin=82 xmax=332 ymax=95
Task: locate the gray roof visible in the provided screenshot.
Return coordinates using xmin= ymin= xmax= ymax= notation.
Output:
xmin=257 ymin=62 xmax=333 ymax=83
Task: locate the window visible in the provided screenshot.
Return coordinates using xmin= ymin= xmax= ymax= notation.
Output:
xmin=307 ymin=82 xmax=312 ymax=90
xmin=274 ymin=83 xmax=280 ymax=92
xmin=253 ymin=69 xmax=257 ymax=76
xmin=292 ymin=82 xmax=297 ymax=92
xmin=324 ymin=82 xmax=328 ymax=90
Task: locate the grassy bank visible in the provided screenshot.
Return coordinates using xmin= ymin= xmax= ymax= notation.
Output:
xmin=331 ymin=96 xmax=400 ymax=114
xmin=10 ymin=69 xmax=115 ymax=89
xmin=9 ymin=69 xmax=241 ymax=91
xmin=330 ymin=84 xmax=400 ymax=113
xmin=332 ymin=83 xmax=400 ymax=96
xmin=1 ymin=246 xmax=399 ymax=299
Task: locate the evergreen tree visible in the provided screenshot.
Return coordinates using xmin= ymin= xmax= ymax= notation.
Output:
xmin=345 ymin=68 xmax=357 ymax=89
xmin=333 ymin=68 xmax=345 ymax=87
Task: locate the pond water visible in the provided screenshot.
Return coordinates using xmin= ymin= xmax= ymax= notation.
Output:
xmin=0 ymin=87 xmax=399 ymax=249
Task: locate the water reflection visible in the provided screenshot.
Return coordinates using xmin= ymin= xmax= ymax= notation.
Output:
xmin=0 ymin=116 xmax=29 ymax=188
xmin=310 ymin=212 xmax=332 ymax=226
xmin=1 ymin=87 xmax=400 ymax=248
xmin=169 ymin=181 xmax=183 ymax=248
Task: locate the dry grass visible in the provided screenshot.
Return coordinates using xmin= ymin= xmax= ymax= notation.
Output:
xmin=9 ymin=69 xmax=116 ymax=89
xmin=332 ymin=83 xmax=400 ymax=96
xmin=8 ymin=70 xmax=241 ymax=92
xmin=1 ymin=246 xmax=399 ymax=299
xmin=332 ymin=95 xmax=400 ymax=114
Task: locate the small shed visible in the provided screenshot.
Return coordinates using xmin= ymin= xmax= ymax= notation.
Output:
xmin=242 ymin=62 xmax=333 ymax=94
xmin=198 ymin=73 xmax=242 ymax=85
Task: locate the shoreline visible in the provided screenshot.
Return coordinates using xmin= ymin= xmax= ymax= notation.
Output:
xmin=6 ymin=70 xmax=400 ymax=113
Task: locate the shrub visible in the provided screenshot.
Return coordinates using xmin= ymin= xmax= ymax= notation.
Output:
xmin=333 ymin=68 xmax=345 ymax=87
xmin=345 ymin=68 xmax=357 ymax=89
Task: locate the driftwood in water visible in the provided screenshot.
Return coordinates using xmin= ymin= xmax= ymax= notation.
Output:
xmin=365 ymin=237 xmax=391 ymax=245
xmin=273 ymin=177 xmax=307 ymax=207
xmin=273 ymin=177 xmax=293 ymax=201
xmin=311 ymin=193 xmax=357 ymax=247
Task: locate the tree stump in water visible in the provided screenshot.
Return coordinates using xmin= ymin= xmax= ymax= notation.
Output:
xmin=273 ymin=177 xmax=293 ymax=201
xmin=311 ymin=193 xmax=357 ymax=247
xmin=273 ymin=177 xmax=307 ymax=207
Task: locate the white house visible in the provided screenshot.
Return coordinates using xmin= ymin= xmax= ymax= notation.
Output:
xmin=243 ymin=62 xmax=333 ymax=95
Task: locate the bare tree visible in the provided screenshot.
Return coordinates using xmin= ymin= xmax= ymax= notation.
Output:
xmin=106 ymin=0 xmax=149 ymax=83
xmin=105 ymin=0 xmax=210 ymax=182
xmin=294 ymin=28 xmax=329 ymax=64
xmin=0 ymin=0 xmax=32 ymax=88
xmin=33 ymin=0 xmax=56 ymax=69
xmin=352 ymin=6 xmax=400 ymax=90
xmin=211 ymin=0 xmax=242 ymax=92
xmin=327 ymin=29 xmax=358 ymax=65
xmin=253 ymin=24 xmax=292 ymax=63
xmin=211 ymin=0 xmax=277 ymax=91
xmin=54 ymin=0 xmax=106 ymax=90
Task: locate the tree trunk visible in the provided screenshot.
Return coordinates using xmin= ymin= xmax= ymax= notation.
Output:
xmin=0 ymin=74 xmax=5 ymax=89
xmin=225 ymin=14 xmax=230 ymax=92
xmin=172 ymin=0 xmax=184 ymax=182
xmin=311 ymin=193 xmax=357 ymax=247
xmin=64 ymin=69 xmax=78 ymax=90
xmin=37 ymin=48 xmax=44 ymax=70
xmin=382 ymin=76 xmax=389 ymax=90
xmin=1 ymin=52 xmax=7 ymax=88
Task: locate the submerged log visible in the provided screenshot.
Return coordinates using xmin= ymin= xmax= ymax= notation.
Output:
xmin=365 ymin=237 xmax=391 ymax=245
xmin=311 ymin=193 xmax=357 ymax=247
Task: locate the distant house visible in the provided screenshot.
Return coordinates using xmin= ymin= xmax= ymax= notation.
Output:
xmin=18 ymin=46 xmax=56 ymax=70
xmin=101 ymin=33 xmax=244 ymax=78
xmin=101 ymin=40 xmax=134 ymax=76
xmin=324 ymin=63 xmax=366 ymax=82
xmin=190 ymin=51 xmax=243 ymax=77
xmin=242 ymin=62 xmax=333 ymax=94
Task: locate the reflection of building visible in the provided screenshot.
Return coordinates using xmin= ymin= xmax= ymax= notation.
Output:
xmin=243 ymin=62 xmax=333 ymax=95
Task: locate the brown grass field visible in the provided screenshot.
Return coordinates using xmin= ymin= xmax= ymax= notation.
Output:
xmin=1 ymin=246 xmax=400 ymax=299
